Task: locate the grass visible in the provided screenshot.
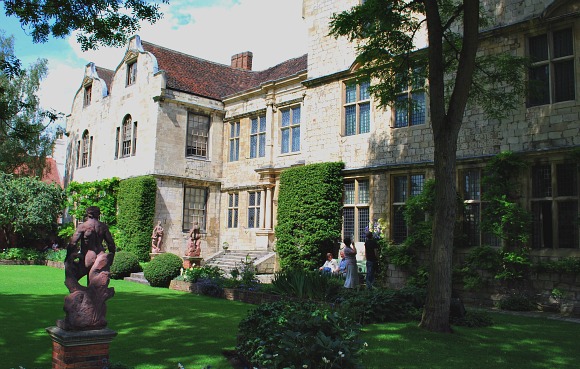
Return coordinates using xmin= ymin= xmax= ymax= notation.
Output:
xmin=2 ymin=265 xmax=580 ymax=369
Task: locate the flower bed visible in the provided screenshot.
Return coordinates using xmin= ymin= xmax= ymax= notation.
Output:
xmin=169 ymin=279 xmax=282 ymax=305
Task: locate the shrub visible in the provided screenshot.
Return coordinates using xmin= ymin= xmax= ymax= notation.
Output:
xmin=496 ymin=292 xmax=536 ymax=311
xmin=0 ymin=247 xmax=44 ymax=261
xmin=335 ymin=286 xmax=426 ymax=324
xmin=271 ymin=269 xmax=343 ymax=301
xmin=44 ymin=249 xmax=66 ymax=262
xmin=182 ymin=265 xmax=223 ymax=283
xmin=143 ymin=252 xmax=183 ymax=287
xmin=196 ymin=278 xmax=224 ymax=298
xmin=110 ymin=251 xmax=142 ymax=279
xmin=237 ymin=300 xmax=364 ymax=369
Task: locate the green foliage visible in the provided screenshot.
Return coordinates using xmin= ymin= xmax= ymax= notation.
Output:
xmin=271 ymin=269 xmax=343 ymax=301
xmin=116 ymin=176 xmax=157 ymax=261
xmin=454 ymin=246 xmax=501 ymax=290
xmin=0 ymin=33 xmax=58 ymax=177
xmin=0 ymin=173 xmax=64 ymax=247
xmin=143 ymin=252 xmax=182 ymax=287
xmin=237 ymin=300 xmax=364 ymax=369
xmin=335 ymin=286 xmax=426 ymax=325
xmin=0 ymin=247 xmax=44 ymax=261
xmin=229 ymin=254 xmax=260 ymax=290
xmin=2 ymin=0 xmax=165 ymax=51
xmin=496 ymin=292 xmax=536 ymax=311
xmin=109 ymin=251 xmax=142 ymax=280
xmin=450 ymin=310 xmax=494 ymax=328
xmin=275 ymin=162 xmax=344 ymax=271
xmin=495 ymin=249 xmax=531 ymax=281
xmin=532 ymin=258 xmax=580 ymax=274
xmin=64 ymin=178 xmax=120 ymax=226
xmin=44 ymin=248 xmax=66 ymax=262
xmin=182 ymin=265 xmax=224 ymax=283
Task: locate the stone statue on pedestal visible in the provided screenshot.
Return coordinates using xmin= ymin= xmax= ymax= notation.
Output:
xmin=58 ymin=206 xmax=116 ymax=331
xmin=151 ymin=220 xmax=164 ymax=253
xmin=186 ymin=221 xmax=202 ymax=257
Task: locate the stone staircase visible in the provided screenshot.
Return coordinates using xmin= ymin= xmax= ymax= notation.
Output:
xmin=204 ymin=250 xmax=275 ymax=276
xmin=124 ymin=272 xmax=150 ymax=285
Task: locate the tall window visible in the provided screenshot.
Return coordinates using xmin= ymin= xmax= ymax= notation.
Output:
xmin=228 ymin=193 xmax=239 ymax=228
xmin=344 ymin=79 xmax=370 ymax=136
xmin=281 ymin=106 xmax=301 ymax=153
xmin=248 ymin=191 xmax=261 ymax=228
xmin=250 ymin=115 xmax=266 ymax=158
xmin=83 ymin=84 xmax=92 ymax=107
xmin=392 ymin=174 xmax=425 ymax=243
xmin=343 ymin=179 xmax=370 ymax=242
xmin=183 ymin=186 xmax=207 ymax=231
xmin=461 ymin=168 xmax=500 ymax=247
xmin=121 ymin=116 xmax=132 ymax=157
xmin=528 ymin=28 xmax=575 ymax=106
xmin=186 ymin=113 xmax=210 ymax=158
xmin=531 ymin=162 xmax=579 ymax=249
xmin=229 ymin=122 xmax=240 ymax=162
xmin=126 ymin=61 xmax=137 ymax=86
xmin=394 ymin=70 xmax=426 ymax=128
xmin=80 ymin=130 xmax=90 ymax=168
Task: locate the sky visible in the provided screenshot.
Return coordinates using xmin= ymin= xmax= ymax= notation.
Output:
xmin=1 ymin=0 xmax=308 ymax=126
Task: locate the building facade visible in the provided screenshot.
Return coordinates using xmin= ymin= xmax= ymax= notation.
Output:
xmin=65 ymin=0 xmax=580 ymax=264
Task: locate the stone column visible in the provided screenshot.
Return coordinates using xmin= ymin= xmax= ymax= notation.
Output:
xmin=46 ymin=326 xmax=117 ymax=369
xmin=265 ymin=186 xmax=273 ymax=230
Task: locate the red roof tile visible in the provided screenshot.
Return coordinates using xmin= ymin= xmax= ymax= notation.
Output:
xmin=141 ymin=41 xmax=307 ymax=100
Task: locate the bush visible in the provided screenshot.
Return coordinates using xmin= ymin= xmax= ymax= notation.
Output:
xmin=0 ymin=248 xmax=44 ymax=261
xmin=497 ymin=292 xmax=536 ymax=311
xmin=182 ymin=265 xmax=223 ymax=283
xmin=271 ymin=269 xmax=343 ymax=301
xmin=237 ymin=300 xmax=364 ymax=369
xmin=197 ymin=278 xmax=224 ymax=298
xmin=110 ymin=251 xmax=142 ymax=279
xmin=143 ymin=253 xmax=183 ymax=287
xmin=44 ymin=249 xmax=66 ymax=262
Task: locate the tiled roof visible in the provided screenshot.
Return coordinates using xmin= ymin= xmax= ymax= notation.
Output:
xmin=96 ymin=67 xmax=114 ymax=94
xmin=141 ymin=41 xmax=307 ymax=100
xmin=42 ymin=158 xmax=62 ymax=187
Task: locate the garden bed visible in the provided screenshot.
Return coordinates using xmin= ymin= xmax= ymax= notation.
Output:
xmin=169 ymin=279 xmax=282 ymax=305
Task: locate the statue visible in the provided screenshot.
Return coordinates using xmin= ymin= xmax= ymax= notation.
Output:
xmin=151 ymin=220 xmax=164 ymax=253
xmin=58 ymin=206 xmax=116 ymax=331
xmin=186 ymin=221 xmax=202 ymax=257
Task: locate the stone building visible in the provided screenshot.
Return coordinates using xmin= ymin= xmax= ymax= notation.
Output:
xmin=65 ymin=0 xmax=580 ymax=268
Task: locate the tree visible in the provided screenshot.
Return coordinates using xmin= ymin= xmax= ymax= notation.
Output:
xmin=0 ymin=172 xmax=64 ymax=247
xmin=330 ymin=0 xmax=527 ymax=332
xmin=0 ymin=32 xmax=58 ymax=176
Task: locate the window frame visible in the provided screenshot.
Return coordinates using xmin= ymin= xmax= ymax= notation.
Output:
xmin=250 ymin=115 xmax=266 ymax=159
xmin=83 ymin=84 xmax=92 ymax=107
xmin=247 ymin=190 xmax=262 ymax=229
xmin=186 ymin=112 xmax=210 ymax=159
xmin=227 ymin=192 xmax=239 ymax=228
xmin=343 ymin=178 xmax=370 ymax=242
xmin=343 ymin=79 xmax=371 ymax=136
xmin=182 ymin=186 xmax=208 ymax=232
xmin=80 ymin=130 xmax=90 ymax=168
xmin=126 ymin=60 xmax=137 ymax=86
xmin=391 ymin=173 xmax=425 ymax=244
xmin=280 ymin=106 xmax=301 ymax=154
xmin=393 ymin=69 xmax=426 ymax=128
xmin=229 ymin=122 xmax=240 ymax=162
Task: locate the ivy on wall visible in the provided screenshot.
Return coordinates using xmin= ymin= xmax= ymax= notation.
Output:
xmin=117 ymin=176 xmax=157 ymax=262
xmin=275 ymin=162 xmax=344 ymax=271
xmin=64 ymin=178 xmax=120 ymax=226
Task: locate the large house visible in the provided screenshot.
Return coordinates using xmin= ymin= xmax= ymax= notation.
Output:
xmin=65 ymin=0 xmax=580 ymax=267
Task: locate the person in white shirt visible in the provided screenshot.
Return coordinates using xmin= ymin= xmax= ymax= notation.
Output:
xmin=319 ymin=253 xmax=339 ymax=274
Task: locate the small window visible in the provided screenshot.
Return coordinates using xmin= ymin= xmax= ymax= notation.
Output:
xmin=281 ymin=106 xmax=301 ymax=153
xmin=528 ymin=28 xmax=575 ymax=106
xmin=121 ymin=116 xmax=132 ymax=157
xmin=392 ymin=174 xmax=425 ymax=243
xmin=228 ymin=193 xmax=239 ymax=228
xmin=79 ymin=130 xmax=92 ymax=168
xmin=248 ymin=191 xmax=261 ymax=228
xmin=461 ymin=168 xmax=500 ymax=247
xmin=344 ymin=79 xmax=371 ymax=136
xmin=343 ymin=178 xmax=370 ymax=242
xmin=126 ymin=61 xmax=137 ymax=86
xmin=183 ymin=186 xmax=207 ymax=231
xmin=250 ymin=115 xmax=266 ymax=158
xmin=229 ymin=122 xmax=240 ymax=162
xmin=394 ymin=69 xmax=426 ymax=128
xmin=186 ymin=113 xmax=210 ymax=158
xmin=83 ymin=84 xmax=92 ymax=106
xmin=115 ymin=115 xmax=136 ymax=159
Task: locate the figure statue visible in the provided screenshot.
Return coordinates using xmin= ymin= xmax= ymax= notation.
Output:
xmin=186 ymin=221 xmax=202 ymax=257
xmin=151 ymin=220 xmax=164 ymax=253
xmin=58 ymin=206 xmax=116 ymax=331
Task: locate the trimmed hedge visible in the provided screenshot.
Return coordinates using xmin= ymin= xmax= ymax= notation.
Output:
xmin=110 ymin=251 xmax=142 ymax=279
xmin=117 ymin=176 xmax=157 ymax=262
xmin=275 ymin=162 xmax=344 ymax=271
xmin=143 ymin=252 xmax=183 ymax=287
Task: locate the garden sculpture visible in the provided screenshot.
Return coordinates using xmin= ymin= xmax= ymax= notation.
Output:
xmin=186 ymin=221 xmax=202 ymax=257
xmin=58 ymin=206 xmax=116 ymax=331
xmin=151 ymin=220 xmax=164 ymax=253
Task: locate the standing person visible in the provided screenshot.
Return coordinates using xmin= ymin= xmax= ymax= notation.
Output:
xmin=364 ymin=231 xmax=379 ymax=289
xmin=343 ymin=237 xmax=359 ymax=289
xmin=319 ymin=253 xmax=339 ymax=274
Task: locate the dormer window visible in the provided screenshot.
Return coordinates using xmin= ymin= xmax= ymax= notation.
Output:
xmin=126 ymin=60 xmax=137 ymax=86
xmin=83 ymin=84 xmax=92 ymax=106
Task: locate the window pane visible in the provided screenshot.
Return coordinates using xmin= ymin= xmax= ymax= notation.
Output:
xmin=531 ymin=201 xmax=552 ymax=248
xmin=464 ymin=169 xmax=481 ymax=200
xmin=360 ymin=80 xmax=370 ymax=100
xmin=358 ymin=207 xmax=369 ymax=242
xmin=292 ymin=107 xmax=301 ymax=124
xmin=345 ymin=83 xmax=356 ymax=103
xmin=291 ymin=126 xmax=300 ymax=152
xmin=557 ymin=163 xmax=578 ymax=196
xmin=187 ymin=114 xmax=209 ymax=157
xmin=250 ymin=135 xmax=257 ymax=158
xmin=529 ymin=34 xmax=548 ymax=62
xmin=528 ymin=66 xmax=550 ymax=106
xmin=343 ymin=208 xmax=355 ymax=240
xmin=553 ymin=29 xmax=573 ymax=58
xmin=464 ymin=204 xmax=481 ymax=247
xmin=281 ymin=129 xmax=290 ymax=154
xmin=183 ymin=187 xmax=206 ymax=231
xmin=259 ymin=134 xmax=266 ymax=157
xmin=410 ymin=92 xmax=425 ymax=126
xmin=344 ymin=182 xmax=355 ymax=204
xmin=410 ymin=175 xmax=425 ymax=197
xmin=358 ymin=180 xmax=369 ymax=204
xmin=532 ymin=165 xmax=552 ymax=197
xmin=393 ymin=205 xmax=407 ymax=244
xmin=554 ymin=60 xmax=575 ymax=102
xmin=249 ymin=192 xmax=256 ymax=206
xmin=251 ymin=118 xmax=258 ymax=134
xmin=345 ymin=105 xmax=357 ymax=136
xmin=558 ymin=201 xmax=579 ymax=248
xmin=395 ymin=95 xmax=408 ymax=128
xmin=359 ymin=103 xmax=370 ymax=133
xmin=282 ymin=109 xmax=290 ymax=127
xmin=259 ymin=116 xmax=266 ymax=132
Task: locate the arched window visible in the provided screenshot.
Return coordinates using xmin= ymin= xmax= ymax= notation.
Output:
xmin=80 ymin=130 xmax=91 ymax=167
xmin=115 ymin=115 xmax=137 ymax=159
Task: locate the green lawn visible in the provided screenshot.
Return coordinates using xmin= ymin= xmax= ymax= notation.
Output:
xmin=1 ymin=265 xmax=579 ymax=369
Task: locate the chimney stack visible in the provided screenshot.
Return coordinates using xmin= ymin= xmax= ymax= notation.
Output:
xmin=231 ymin=51 xmax=253 ymax=70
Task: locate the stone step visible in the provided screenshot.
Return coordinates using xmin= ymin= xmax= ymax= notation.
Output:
xmin=124 ymin=272 xmax=150 ymax=285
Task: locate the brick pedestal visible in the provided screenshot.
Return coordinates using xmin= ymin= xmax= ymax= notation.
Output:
xmin=46 ymin=326 xmax=117 ymax=369
xmin=182 ymin=256 xmax=203 ymax=269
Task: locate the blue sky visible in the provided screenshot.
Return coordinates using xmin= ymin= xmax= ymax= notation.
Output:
xmin=1 ymin=0 xmax=307 ymax=124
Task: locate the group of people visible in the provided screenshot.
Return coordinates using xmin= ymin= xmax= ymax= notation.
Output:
xmin=318 ymin=231 xmax=379 ymax=289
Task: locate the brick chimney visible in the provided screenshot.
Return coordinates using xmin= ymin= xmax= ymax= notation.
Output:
xmin=231 ymin=51 xmax=253 ymax=70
